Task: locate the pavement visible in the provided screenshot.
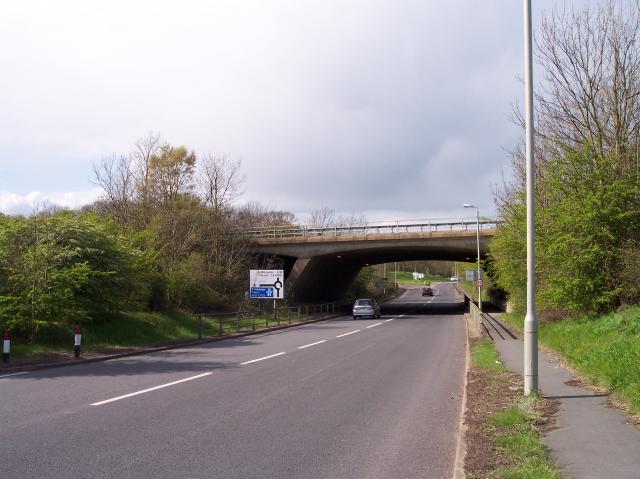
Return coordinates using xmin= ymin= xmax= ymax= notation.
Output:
xmin=483 ymin=314 xmax=640 ymax=479
xmin=0 ymin=284 xmax=467 ymax=478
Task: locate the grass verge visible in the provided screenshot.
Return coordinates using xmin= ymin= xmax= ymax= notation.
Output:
xmin=9 ymin=311 xmax=200 ymax=359
xmin=4 ymin=308 xmax=338 ymax=365
xmin=393 ymin=271 xmax=448 ymax=285
xmin=502 ymin=306 xmax=640 ymax=413
xmin=465 ymin=337 xmax=561 ymax=479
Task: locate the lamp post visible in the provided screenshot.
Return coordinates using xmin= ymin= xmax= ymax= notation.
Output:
xmin=523 ymin=0 xmax=538 ymax=395
xmin=463 ymin=204 xmax=482 ymax=313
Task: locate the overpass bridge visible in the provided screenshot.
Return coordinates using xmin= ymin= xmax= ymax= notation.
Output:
xmin=247 ymin=217 xmax=499 ymax=302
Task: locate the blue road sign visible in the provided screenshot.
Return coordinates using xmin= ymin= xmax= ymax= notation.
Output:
xmin=250 ymin=287 xmax=275 ymax=298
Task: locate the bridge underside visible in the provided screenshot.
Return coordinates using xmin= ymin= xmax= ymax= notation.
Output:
xmin=252 ymin=230 xmax=494 ymax=303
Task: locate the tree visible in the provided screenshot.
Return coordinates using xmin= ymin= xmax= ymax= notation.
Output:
xmin=308 ymin=207 xmax=336 ymax=229
xmin=92 ymin=154 xmax=135 ymax=224
xmin=149 ymin=144 xmax=197 ymax=206
xmin=493 ymin=1 xmax=640 ymax=316
xmin=0 ymin=212 xmax=147 ymax=341
xmin=196 ymin=154 xmax=243 ymax=214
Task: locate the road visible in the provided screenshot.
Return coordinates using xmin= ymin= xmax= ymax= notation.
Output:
xmin=0 ymin=282 xmax=466 ymax=479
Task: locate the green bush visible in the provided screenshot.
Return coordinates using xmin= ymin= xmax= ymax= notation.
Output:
xmin=0 ymin=212 xmax=149 ymax=341
xmin=491 ymin=147 xmax=640 ymax=317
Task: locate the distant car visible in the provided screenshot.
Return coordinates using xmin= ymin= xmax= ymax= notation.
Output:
xmin=422 ymin=287 xmax=433 ymax=296
xmin=352 ymin=298 xmax=381 ymax=319
xmin=450 ymin=276 xmax=459 ymax=282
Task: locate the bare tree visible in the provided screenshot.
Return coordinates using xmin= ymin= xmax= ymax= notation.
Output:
xmin=504 ymin=0 xmax=640 ymax=209
xmin=534 ymin=1 xmax=640 ymax=163
xmin=92 ymin=154 xmax=135 ymax=224
xmin=233 ymin=202 xmax=296 ymax=229
xmin=335 ymin=212 xmax=368 ymax=228
xmin=132 ymin=132 xmax=162 ymax=223
xmin=196 ymin=155 xmax=244 ymax=214
xmin=308 ymin=206 xmax=336 ymax=229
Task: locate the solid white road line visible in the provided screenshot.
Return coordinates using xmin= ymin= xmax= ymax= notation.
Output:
xmin=336 ymin=330 xmax=360 ymax=338
xmin=0 ymin=371 xmax=28 ymax=379
xmin=385 ymin=318 xmax=395 ymax=322
xmin=241 ymin=352 xmax=286 ymax=365
xmin=298 ymin=340 xmax=327 ymax=349
xmin=90 ymin=372 xmax=213 ymax=406
xmin=366 ymin=322 xmax=382 ymax=329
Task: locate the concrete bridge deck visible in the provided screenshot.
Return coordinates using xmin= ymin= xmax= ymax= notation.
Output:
xmin=247 ymin=218 xmax=498 ymax=302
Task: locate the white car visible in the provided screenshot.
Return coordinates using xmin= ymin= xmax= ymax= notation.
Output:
xmin=450 ymin=276 xmax=459 ymax=282
xmin=352 ymin=298 xmax=381 ymax=319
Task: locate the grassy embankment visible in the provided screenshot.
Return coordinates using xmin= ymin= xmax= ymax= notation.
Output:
xmin=470 ymin=338 xmax=560 ymax=478
xmin=8 ymin=311 xmax=200 ymax=359
xmin=8 ymin=309 xmax=312 ymax=360
xmin=393 ymin=271 xmax=448 ymax=285
xmin=503 ymin=306 xmax=640 ymax=413
xmin=456 ymin=261 xmax=491 ymax=302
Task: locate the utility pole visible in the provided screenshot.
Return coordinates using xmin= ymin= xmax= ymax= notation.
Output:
xmin=523 ymin=0 xmax=538 ymax=395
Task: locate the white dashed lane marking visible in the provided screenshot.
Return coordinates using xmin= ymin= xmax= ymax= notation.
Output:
xmin=91 ymin=372 xmax=213 ymax=406
xmin=89 ymin=313 xmax=403 ymax=407
xmin=241 ymin=352 xmax=286 ymax=365
xmin=0 ymin=371 xmax=28 ymax=379
xmin=298 ymin=340 xmax=327 ymax=349
xmin=336 ymin=330 xmax=360 ymax=338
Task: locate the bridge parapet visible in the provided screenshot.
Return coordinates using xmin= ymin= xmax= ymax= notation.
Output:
xmin=244 ymin=217 xmax=500 ymax=239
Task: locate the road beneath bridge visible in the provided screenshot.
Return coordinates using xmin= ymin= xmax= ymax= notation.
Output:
xmin=1 ymin=283 xmax=467 ymax=479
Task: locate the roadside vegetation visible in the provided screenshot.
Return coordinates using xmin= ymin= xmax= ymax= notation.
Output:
xmin=465 ymin=338 xmax=561 ymax=479
xmin=489 ymin=2 xmax=640 ymax=318
xmin=0 ymin=135 xmax=388 ymax=360
xmin=8 ymin=311 xmax=200 ymax=360
xmin=482 ymin=0 xmax=640 ymax=420
xmin=393 ymin=270 xmax=447 ymax=285
xmin=454 ymin=260 xmax=493 ymax=303
xmin=0 ymin=134 xmax=302 ymax=351
xmin=502 ymin=306 xmax=640 ymax=414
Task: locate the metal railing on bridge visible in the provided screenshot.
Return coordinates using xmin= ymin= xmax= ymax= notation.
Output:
xmin=244 ymin=217 xmax=500 ymax=239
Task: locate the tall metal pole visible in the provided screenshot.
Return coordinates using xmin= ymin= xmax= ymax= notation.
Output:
xmin=524 ymin=0 xmax=538 ymax=395
xmin=475 ymin=207 xmax=482 ymax=313
xmin=463 ymin=203 xmax=482 ymax=312
xmin=383 ymin=263 xmax=386 ymax=294
xmin=394 ymin=262 xmax=398 ymax=290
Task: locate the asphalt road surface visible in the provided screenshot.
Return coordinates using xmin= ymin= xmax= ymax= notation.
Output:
xmin=0 ymin=282 xmax=467 ymax=479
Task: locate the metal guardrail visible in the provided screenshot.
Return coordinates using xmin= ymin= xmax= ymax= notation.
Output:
xmin=243 ymin=217 xmax=500 ymax=239
xmin=196 ymin=301 xmax=351 ymax=338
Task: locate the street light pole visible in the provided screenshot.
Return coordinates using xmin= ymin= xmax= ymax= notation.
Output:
xmin=395 ymin=262 xmax=398 ymax=291
xmin=523 ymin=0 xmax=538 ymax=395
xmin=463 ymin=204 xmax=482 ymax=313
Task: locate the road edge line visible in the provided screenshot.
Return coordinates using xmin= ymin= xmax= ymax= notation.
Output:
xmin=452 ymin=313 xmax=472 ymax=479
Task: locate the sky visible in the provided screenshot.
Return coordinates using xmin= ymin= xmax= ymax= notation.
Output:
xmin=0 ymin=0 xmax=591 ymax=222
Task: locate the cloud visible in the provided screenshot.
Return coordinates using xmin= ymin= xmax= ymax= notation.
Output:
xmin=0 ymin=0 xmax=591 ymax=221
xmin=0 ymin=188 xmax=103 ymax=216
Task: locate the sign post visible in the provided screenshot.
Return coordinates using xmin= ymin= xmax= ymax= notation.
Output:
xmin=249 ymin=270 xmax=284 ymax=300
xmin=250 ymin=270 xmax=284 ymax=320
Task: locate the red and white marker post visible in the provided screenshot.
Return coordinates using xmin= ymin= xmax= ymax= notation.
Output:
xmin=2 ymin=330 xmax=9 ymax=363
xmin=74 ymin=326 xmax=82 ymax=359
